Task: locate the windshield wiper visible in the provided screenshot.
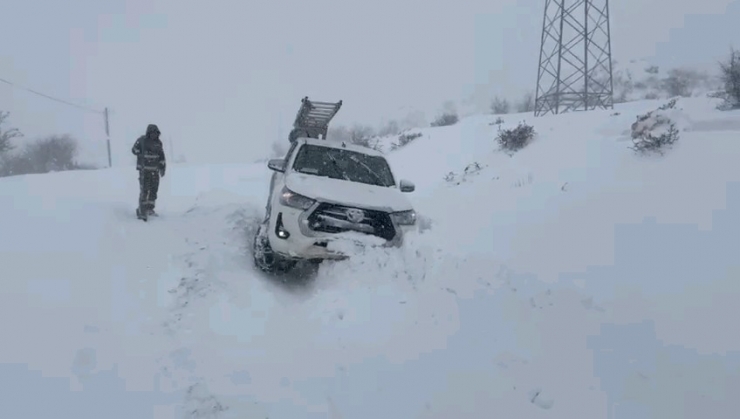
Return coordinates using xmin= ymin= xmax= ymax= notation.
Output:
xmin=349 ymin=155 xmax=385 ymax=186
xmin=326 ymin=153 xmax=351 ymax=181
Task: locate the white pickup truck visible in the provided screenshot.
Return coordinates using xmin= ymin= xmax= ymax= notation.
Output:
xmin=253 ymin=99 xmax=417 ymax=273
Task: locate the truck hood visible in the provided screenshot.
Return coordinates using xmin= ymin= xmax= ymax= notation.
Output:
xmin=285 ymin=173 xmax=413 ymax=213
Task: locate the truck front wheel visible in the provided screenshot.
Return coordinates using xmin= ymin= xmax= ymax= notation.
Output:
xmin=253 ymin=225 xmax=296 ymax=273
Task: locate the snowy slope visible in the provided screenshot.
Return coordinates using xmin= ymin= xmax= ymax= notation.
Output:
xmin=1 ymin=96 xmax=739 ymax=418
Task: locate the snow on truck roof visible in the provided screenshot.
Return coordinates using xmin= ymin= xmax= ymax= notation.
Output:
xmin=294 ymin=137 xmax=386 ymax=158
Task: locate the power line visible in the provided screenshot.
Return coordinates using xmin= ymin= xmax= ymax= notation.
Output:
xmin=0 ymin=74 xmax=114 ymax=168
xmin=0 ymin=76 xmax=103 ymax=114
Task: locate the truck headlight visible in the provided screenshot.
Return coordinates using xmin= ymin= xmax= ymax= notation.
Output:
xmin=279 ymin=187 xmax=316 ymax=210
xmin=391 ymin=210 xmax=416 ymax=225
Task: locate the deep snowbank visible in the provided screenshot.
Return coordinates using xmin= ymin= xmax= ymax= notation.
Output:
xmin=1 ymin=96 xmax=738 ymax=418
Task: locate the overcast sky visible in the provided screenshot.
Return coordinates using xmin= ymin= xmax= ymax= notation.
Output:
xmin=1 ymin=0 xmax=738 ymax=166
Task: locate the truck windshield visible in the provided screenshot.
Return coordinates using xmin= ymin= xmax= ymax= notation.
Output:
xmin=292 ymin=144 xmax=396 ymax=187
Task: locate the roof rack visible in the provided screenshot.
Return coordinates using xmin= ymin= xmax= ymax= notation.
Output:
xmin=288 ymin=96 xmax=343 ymax=142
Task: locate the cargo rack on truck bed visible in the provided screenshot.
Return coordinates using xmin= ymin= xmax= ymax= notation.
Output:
xmin=288 ymin=96 xmax=343 ymax=143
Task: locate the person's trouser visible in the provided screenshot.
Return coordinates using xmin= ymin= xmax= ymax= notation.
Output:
xmin=138 ymin=169 xmax=160 ymax=212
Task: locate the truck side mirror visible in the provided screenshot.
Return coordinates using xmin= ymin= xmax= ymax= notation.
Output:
xmin=399 ymin=179 xmax=415 ymax=192
xmin=267 ymin=159 xmax=286 ymax=172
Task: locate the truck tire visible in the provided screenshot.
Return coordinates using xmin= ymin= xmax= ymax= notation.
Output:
xmin=253 ymin=224 xmax=296 ymax=274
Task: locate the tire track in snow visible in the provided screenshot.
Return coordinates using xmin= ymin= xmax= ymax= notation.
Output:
xmin=156 ymin=200 xmax=474 ymax=417
xmin=155 ymin=203 xmax=266 ymax=418
xmin=160 ymin=204 xmax=260 ymax=334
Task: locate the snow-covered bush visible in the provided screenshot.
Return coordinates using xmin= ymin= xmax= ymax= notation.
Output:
xmin=661 ymin=68 xmax=696 ymax=97
xmin=399 ymin=132 xmax=422 ymax=146
xmin=349 ymin=124 xmax=376 ymax=147
xmin=21 ymin=135 xmax=80 ymax=172
xmin=717 ymin=47 xmax=740 ymax=110
xmin=630 ymin=99 xmax=681 ymax=154
xmin=490 ymin=96 xmax=510 ymax=114
xmin=496 ymin=121 xmax=536 ymax=154
xmin=431 ymin=112 xmax=458 ymax=127
xmin=0 ymin=111 xmax=22 ymax=155
xmin=661 ymin=68 xmax=719 ymax=99
xmin=517 ymin=92 xmax=535 ymax=112
xmin=431 ymin=101 xmax=459 ymax=127
xmin=443 ymin=162 xmax=485 ymax=185
xmin=390 ymin=132 xmax=422 ymax=151
xmin=328 ymin=124 xmax=376 ymax=147
xmin=0 ymin=134 xmax=94 ymax=176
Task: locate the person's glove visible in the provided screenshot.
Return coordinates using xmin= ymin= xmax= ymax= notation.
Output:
xmin=159 ymin=166 xmax=166 ymax=177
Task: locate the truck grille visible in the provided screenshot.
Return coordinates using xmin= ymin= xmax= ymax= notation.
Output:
xmin=307 ymin=203 xmax=396 ymax=241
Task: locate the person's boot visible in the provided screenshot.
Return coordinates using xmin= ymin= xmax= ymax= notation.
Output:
xmin=136 ymin=206 xmax=148 ymax=221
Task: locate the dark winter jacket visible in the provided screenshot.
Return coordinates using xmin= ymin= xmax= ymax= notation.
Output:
xmin=132 ymin=124 xmax=166 ymax=173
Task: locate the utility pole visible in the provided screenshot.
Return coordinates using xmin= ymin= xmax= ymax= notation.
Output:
xmin=104 ymin=107 xmax=112 ymax=167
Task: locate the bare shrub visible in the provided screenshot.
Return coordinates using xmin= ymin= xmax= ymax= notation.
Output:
xmin=661 ymin=68 xmax=714 ymax=98
xmin=645 ymin=65 xmax=659 ymax=74
xmin=327 ymin=124 xmax=376 ymax=147
xmin=491 ymin=96 xmax=510 ymax=114
xmin=0 ymin=154 xmax=30 ymax=177
xmin=0 ymin=134 xmax=90 ymax=177
xmin=630 ymin=99 xmax=680 ymax=154
xmin=23 ymin=134 xmax=80 ymax=172
xmin=717 ymin=47 xmax=740 ymax=110
xmin=443 ymin=162 xmax=486 ymax=185
xmin=431 ymin=101 xmax=460 ymax=127
xmin=431 ymin=113 xmax=458 ymax=127
xmin=496 ymin=121 xmax=536 ymax=154
xmin=391 ymin=132 xmax=422 ymax=150
xmin=350 ymin=125 xmax=376 ymax=147
xmin=0 ymin=111 xmax=22 ymax=155
xmin=516 ymin=92 xmax=534 ymax=112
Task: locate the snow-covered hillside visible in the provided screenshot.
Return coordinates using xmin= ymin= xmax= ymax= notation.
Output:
xmin=1 ymin=96 xmax=738 ymax=418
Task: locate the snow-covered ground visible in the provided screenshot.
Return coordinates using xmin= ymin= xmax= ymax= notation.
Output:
xmin=1 ymin=96 xmax=738 ymax=418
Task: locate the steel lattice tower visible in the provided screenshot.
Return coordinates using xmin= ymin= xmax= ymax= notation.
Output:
xmin=534 ymin=0 xmax=614 ymax=117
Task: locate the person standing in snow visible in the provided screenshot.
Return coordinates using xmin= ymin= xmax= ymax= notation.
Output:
xmin=131 ymin=123 xmax=166 ymax=219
